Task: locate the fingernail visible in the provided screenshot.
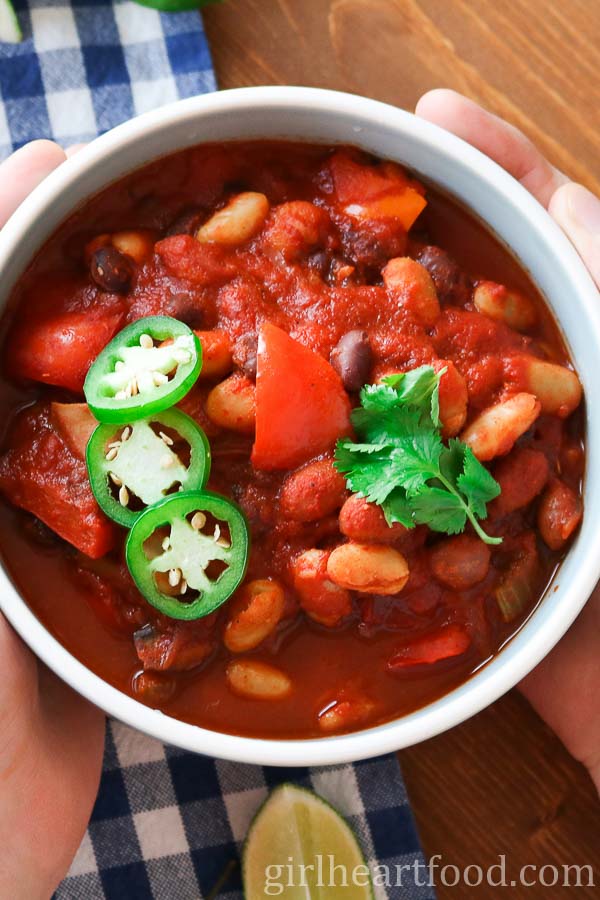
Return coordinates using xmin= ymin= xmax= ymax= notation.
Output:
xmin=568 ymin=183 xmax=600 ymax=235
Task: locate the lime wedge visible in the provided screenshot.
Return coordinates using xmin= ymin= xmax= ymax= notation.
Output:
xmin=0 ymin=0 xmax=22 ymax=43
xmin=243 ymin=784 xmax=374 ymax=899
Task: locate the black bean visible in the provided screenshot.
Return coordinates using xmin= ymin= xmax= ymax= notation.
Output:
xmin=330 ymin=330 xmax=372 ymax=392
xmin=417 ymin=245 xmax=471 ymax=306
xmin=90 ymin=246 xmax=133 ymax=294
xmin=163 ymin=290 xmax=204 ymax=328
xmin=308 ymin=250 xmax=330 ymax=277
xmin=234 ymin=331 xmax=258 ymax=381
xmin=165 ymin=208 xmax=205 ymax=237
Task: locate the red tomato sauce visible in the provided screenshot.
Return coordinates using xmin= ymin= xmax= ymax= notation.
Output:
xmin=0 ymin=142 xmax=584 ymax=739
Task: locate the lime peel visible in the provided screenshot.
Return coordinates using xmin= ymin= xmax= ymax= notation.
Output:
xmin=243 ymin=783 xmax=374 ymax=899
xmin=0 ymin=0 xmax=22 ymax=43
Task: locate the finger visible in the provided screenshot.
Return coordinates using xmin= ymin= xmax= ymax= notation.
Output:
xmin=415 ymin=89 xmax=568 ymax=208
xmin=0 ymin=140 xmax=67 ymax=228
xmin=549 ymin=182 xmax=600 ymax=288
xmin=65 ymin=143 xmax=87 ymax=158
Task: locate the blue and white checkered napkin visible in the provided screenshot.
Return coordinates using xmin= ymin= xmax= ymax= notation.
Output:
xmin=1 ymin=4 xmax=431 ymax=897
xmin=56 ymin=722 xmax=433 ymax=899
xmin=0 ymin=0 xmax=215 ymax=157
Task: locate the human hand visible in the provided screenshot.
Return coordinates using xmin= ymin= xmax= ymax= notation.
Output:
xmin=0 ymin=142 xmax=106 ymax=900
xmin=416 ymin=89 xmax=600 ymax=792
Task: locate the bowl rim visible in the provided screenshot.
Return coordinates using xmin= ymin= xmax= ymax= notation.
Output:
xmin=0 ymin=85 xmax=599 ymax=766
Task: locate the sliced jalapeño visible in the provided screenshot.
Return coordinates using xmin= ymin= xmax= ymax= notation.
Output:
xmin=126 ymin=491 xmax=249 ymax=621
xmin=84 ymin=316 xmax=202 ymax=423
xmin=86 ymin=408 xmax=210 ymax=528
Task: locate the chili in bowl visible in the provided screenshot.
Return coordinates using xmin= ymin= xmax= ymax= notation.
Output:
xmin=0 ymin=88 xmax=597 ymax=766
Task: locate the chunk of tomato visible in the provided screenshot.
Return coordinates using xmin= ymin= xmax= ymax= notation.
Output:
xmin=388 ymin=624 xmax=471 ymax=671
xmin=7 ymin=278 xmax=126 ymax=394
xmin=155 ymin=235 xmax=238 ymax=286
xmin=251 ymin=323 xmax=352 ymax=470
xmin=0 ymin=404 xmax=117 ymax=558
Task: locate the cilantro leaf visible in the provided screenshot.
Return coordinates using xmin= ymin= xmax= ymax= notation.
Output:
xmin=382 ymin=364 xmax=445 ymax=426
xmin=457 ymin=445 xmax=501 ymax=518
xmin=334 ymin=364 xmax=502 ymax=545
xmin=334 ymin=443 xmax=399 ymax=505
xmin=382 ymin=487 xmax=413 ymax=528
xmin=411 ymin=486 xmax=467 ymax=534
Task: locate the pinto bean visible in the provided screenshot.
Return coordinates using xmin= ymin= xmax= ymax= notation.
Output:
xmin=330 ymin=330 xmax=372 ymax=392
xmin=197 ymin=192 xmax=269 ymax=245
xmin=90 ymin=246 xmax=133 ymax=293
xmin=473 ymin=281 xmax=536 ymax=332
xmin=429 ymin=535 xmax=491 ymax=590
xmin=520 ymin=358 xmax=582 ymax=418
xmin=327 ymin=542 xmax=409 ymax=595
xmin=491 ymin=447 xmax=550 ymax=516
xmin=382 ymin=257 xmax=441 ymax=327
xmin=317 ymin=695 xmax=375 ymax=733
xmin=460 ymin=393 xmax=541 ymax=461
xmin=291 ymin=548 xmax=352 ymax=627
xmin=223 ymin=579 xmax=285 ymax=653
xmin=417 ymin=245 xmax=471 ymax=305
xmin=205 ymin=373 xmax=256 ymax=433
xmin=339 ymin=493 xmax=408 ymax=544
xmin=195 ymin=330 xmax=233 ymax=379
xmin=132 ymin=671 xmax=176 ymax=705
xmin=537 ymin=478 xmax=582 ymax=550
xmin=280 ymin=458 xmax=347 ymax=522
xmin=226 ymin=659 xmax=292 ymax=700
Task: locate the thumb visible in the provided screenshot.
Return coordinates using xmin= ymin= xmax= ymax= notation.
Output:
xmin=549 ymin=183 xmax=600 ymax=288
xmin=0 ymin=614 xmax=38 ymax=768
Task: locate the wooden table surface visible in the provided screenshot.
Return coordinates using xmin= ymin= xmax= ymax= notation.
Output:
xmin=203 ymin=1 xmax=600 ymax=895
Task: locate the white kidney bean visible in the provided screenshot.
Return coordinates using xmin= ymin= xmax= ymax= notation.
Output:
xmin=223 ymin=579 xmax=285 ymax=653
xmin=520 ymin=357 xmax=582 ymax=418
xmin=460 ymin=392 xmax=541 ymax=461
xmin=318 ymin=695 xmax=375 ymax=733
xmin=195 ymin=330 xmax=233 ymax=380
xmin=205 ymin=373 xmax=256 ymax=433
xmin=226 ymin=659 xmax=292 ymax=700
xmin=382 ymin=257 xmax=440 ymax=327
xmin=473 ymin=281 xmax=537 ymax=332
xmin=111 ymin=230 xmax=154 ymax=264
xmin=197 ymin=192 xmax=269 ymax=245
xmin=326 ymin=542 xmax=409 ymax=595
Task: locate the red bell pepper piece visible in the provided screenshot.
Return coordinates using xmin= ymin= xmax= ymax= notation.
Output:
xmin=251 ymin=322 xmax=352 ymax=470
xmin=388 ymin=624 xmax=471 ymax=671
xmin=329 ymin=152 xmax=427 ymax=230
xmin=0 ymin=404 xmax=117 ymax=558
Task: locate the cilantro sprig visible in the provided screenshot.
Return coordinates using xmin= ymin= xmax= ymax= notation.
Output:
xmin=334 ymin=366 xmax=502 ymax=545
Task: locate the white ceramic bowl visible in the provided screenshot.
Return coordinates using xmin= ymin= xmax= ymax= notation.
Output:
xmin=0 ymin=87 xmax=598 ymax=766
